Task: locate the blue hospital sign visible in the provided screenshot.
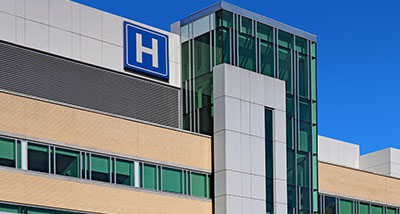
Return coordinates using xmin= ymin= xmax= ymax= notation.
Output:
xmin=124 ymin=22 xmax=169 ymax=80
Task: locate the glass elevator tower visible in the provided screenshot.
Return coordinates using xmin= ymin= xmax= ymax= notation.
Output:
xmin=178 ymin=2 xmax=318 ymax=213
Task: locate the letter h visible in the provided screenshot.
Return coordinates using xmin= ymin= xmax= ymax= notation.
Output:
xmin=136 ymin=33 xmax=158 ymax=68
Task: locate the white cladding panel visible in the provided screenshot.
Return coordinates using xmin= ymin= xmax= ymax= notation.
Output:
xmin=0 ymin=0 xmax=181 ymax=88
xmin=213 ymin=64 xmax=287 ymax=214
xmin=318 ymin=135 xmax=360 ymax=169
xmin=360 ymin=147 xmax=400 ymax=178
xmin=0 ymin=12 xmax=15 ymax=43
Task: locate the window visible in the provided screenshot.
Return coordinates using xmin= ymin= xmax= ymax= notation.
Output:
xmin=116 ymin=159 xmax=134 ymax=186
xmin=287 ymin=149 xmax=295 ymax=185
xmin=296 ymin=36 xmax=308 ymax=54
xmin=0 ymin=135 xmax=212 ymax=198
xmin=162 ymin=167 xmax=182 ymax=194
xmin=386 ymin=208 xmax=396 ymax=214
xmin=241 ymin=16 xmax=252 ymax=35
xmin=266 ymin=178 xmax=274 ymax=214
xmin=371 ymin=205 xmax=383 ymax=214
xmin=299 ymin=54 xmax=309 ymax=98
xmin=267 ymin=202 xmax=274 ymax=214
xmin=260 ymin=40 xmax=274 ymax=77
xmin=239 ymin=33 xmax=256 ymax=71
xmin=312 ymin=125 xmax=317 ymax=154
xmin=287 ymin=184 xmax=297 ymax=211
xmin=28 ymin=143 xmax=49 ymax=173
xmin=195 ymin=72 xmax=214 ymax=135
xmin=313 ymin=155 xmax=318 ymax=189
xmin=0 ymin=203 xmax=20 ymax=213
xmin=0 ymin=137 xmax=16 ymax=168
xmin=340 ymin=200 xmax=353 ymax=214
xmin=181 ymin=41 xmax=190 ymax=82
xmin=194 ymin=33 xmax=211 ymax=78
xmin=265 ymin=109 xmax=273 ymax=142
xmin=265 ymin=141 xmax=273 ymax=176
xmin=55 ymin=148 xmax=80 ymax=178
xmin=299 ymin=187 xmax=311 ymax=212
xmin=286 ymin=95 xmax=295 ymax=150
xmin=311 ymin=58 xmax=316 ymax=101
xmin=266 ymin=178 xmax=273 ymax=206
xmin=91 ymin=155 xmax=110 ymax=183
xmin=27 ymin=208 xmax=53 ymax=214
xmin=191 ymin=172 xmax=207 ymax=197
xmin=299 ymin=121 xmax=312 ymax=152
xmin=360 ymin=203 xmax=370 ymax=214
xmin=257 ymin=22 xmax=273 ymax=43
xmin=278 ymin=47 xmax=292 ymax=93
xmin=324 ymin=196 xmax=336 ymax=214
xmin=216 ymin=10 xmax=233 ymax=28
xmin=278 ymin=30 xmax=293 ymax=49
xmin=313 ymin=191 xmax=319 ymax=212
xmin=265 ymin=109 xmax=274 ymax=213
xmin=311 ymin=42 xmax=316 ymax=58
xmin=286 ymin=95 xmax=295 ymax=118
xmin=300 ymin=99 xmax=311 ymax=123
xmin=312 ymin=103 xmax=317 ymax=124
xmin=141 ymin=164 xmax=157 ymax=190
xmin=287 ymin=117 xmax=294 ymax=149
xmin=297 ymin=152 xmax=310 ymax=188
xmin=216 ymin=27 xmax=230 ymax=65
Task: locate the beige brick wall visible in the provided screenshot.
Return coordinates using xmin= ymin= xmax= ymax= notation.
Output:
xmin=0 ymin=92 xmax=211 ymax=171
xmin=0 ymin=170 xmax=212 ymax=214
xmin=319 ymin=162 xmax=400 ymax=205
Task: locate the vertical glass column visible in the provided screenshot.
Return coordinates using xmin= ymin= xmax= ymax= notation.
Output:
xmin=265 ymin=109 xmax=274 ymax=214
xmin=180 ymin=9 xmax=318 ymax=214
xmin=277 ymin=29 xmax=317 ymax=214
xmin=258 ymin=22 xmax=274 ymax=77
xmin=181 ymin=13 xmax=216 ymax=135
xmin=311 ymin=40 xmax=318 ymax=214
xmin=278 ymin=30 xmax=302 ymax=214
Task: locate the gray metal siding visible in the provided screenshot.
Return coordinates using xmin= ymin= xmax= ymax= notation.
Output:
xmin=0 ymin=42 xmax=179 ymax=128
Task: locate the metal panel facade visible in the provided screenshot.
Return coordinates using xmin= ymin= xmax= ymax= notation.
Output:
xmin=0 ymin=42 xmax=179 ymax=128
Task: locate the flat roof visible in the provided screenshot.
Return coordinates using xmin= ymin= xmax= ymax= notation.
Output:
xmin=180 ymin=1 xmax=317 ymax=42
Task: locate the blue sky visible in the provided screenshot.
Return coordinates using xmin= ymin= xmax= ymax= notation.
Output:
xmin=73 ymin=0 xmax=400 ymax=155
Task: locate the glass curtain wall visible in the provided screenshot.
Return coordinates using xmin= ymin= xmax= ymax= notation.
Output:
xmin=181 ymin=9 xmax=318 ymax=214
xmin=181 ymin=13 xmax=215 ymax=135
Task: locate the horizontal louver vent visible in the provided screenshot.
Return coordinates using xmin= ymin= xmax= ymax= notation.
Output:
xmin=0 ymin=42 xmax=179 ymax=128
